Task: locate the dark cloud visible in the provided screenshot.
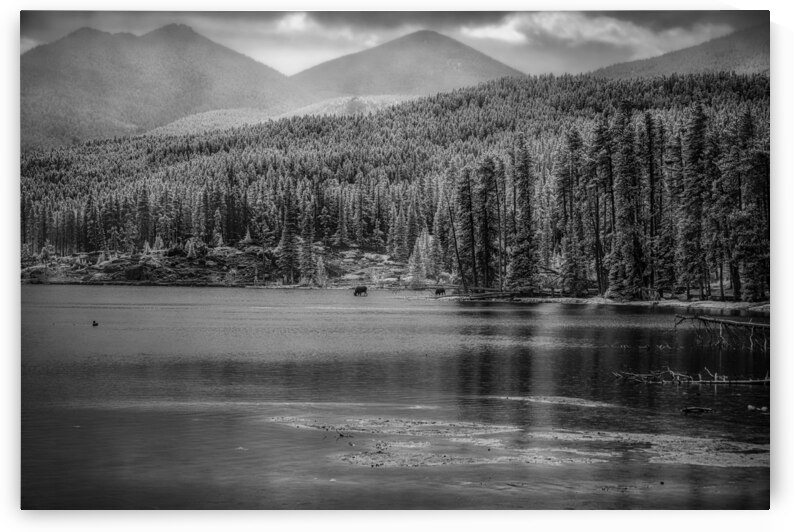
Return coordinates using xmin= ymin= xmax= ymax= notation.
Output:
xmin=21 ymin=11 xmax=285 ymax=40
xmin=592 ymin=11 xmax=768 ymax=32
xmin=19 ymin=11 xmax=511 ymax=41
xmin=308 ymin=11 xmax=511 ymax=29
xmin=21 ymin=10 xmax=768 ymax=39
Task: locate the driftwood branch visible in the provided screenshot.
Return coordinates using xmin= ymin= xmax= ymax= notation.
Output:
xmin=613 ymin=367 xmax=769 ymax=386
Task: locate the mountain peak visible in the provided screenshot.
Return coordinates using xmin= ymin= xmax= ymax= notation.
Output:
xmin=292 ymin=29 xmax=523 ymax=98
xmin=401 ymin=29 xmax=445 ymax=39
xmin=144 ymin=24 xmax=201 ymax=40
xmin=65 ymin=27 xmax=110 ymax=39
xmin=388 ymin=29 xmax=475 ymax=49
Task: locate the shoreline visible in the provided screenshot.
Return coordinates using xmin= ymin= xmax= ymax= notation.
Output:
xmin=22 ymin=280 xmax=770 ymax=316
xmin=511 ymin=296 xmax=770 ymax=315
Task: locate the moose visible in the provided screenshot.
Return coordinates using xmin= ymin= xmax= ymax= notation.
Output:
xmin=354 ymin=286 xmax=368 ymax=296
xmin=435 ymin=288 xmax=446 ymax=296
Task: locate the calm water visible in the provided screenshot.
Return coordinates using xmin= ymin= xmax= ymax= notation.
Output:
xmin=21 ymin=285 xmax=770 ymax=509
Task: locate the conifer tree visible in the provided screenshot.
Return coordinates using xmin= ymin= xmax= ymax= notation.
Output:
xmin=386 ymin=205 xmax=398 ymax=257
xmin=315 ymin=255 xmax=328 ymax=287
xmin=84 ymin=198 xmax=104 ymax=252
xmin=736 ymin=133 xmax=769 ymax=301
xmin=701 ymin=129 xmax=724 ymax=299
xmin=676 ymin=103 xmax=708 ymax=299
xmin=393 ymin=208 xmax=409 ymax=262
xmin=406 ymin=200 xmax=421 ymax=255
xmin=456 ymin=167 xmax=478 ymax=288
xmin=607 ymin=105 xmax=644 ymax=299
xmin=555 ymin=129 xmax=589 ymax=296
xmin=212 ymin=208 xmax=224 ymax=247
xmin=277 ymin=184 xmax=300 ymax=284
xmin=299 ymin=209 xmax=316 ymax=285
xmin=507 ymin=134 xmax=539 ymax=291
xmin=656 ymin=128 xmax=684 ymax=297
xmin=642 ymin=112 xmax=659 ymax=290
xmin=318 ymin=205 xmax=332 ymax=245
xmin=474 ymin=155 xmax=501 ymax=288
xmin=137 ymin=186 xmax=151 ymax=248
xmin=407 ymin=236 xmax=426 ymax=287
xmin=431 ymin=197 xmax=450 ymax=271
xmin=333 ymin=193 xmax=347 ymax=248
xmin=428 ymin=233 xmax=443 ymax=282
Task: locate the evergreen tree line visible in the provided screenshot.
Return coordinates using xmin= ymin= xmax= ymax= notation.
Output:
xmin=448 ymin=103 xmax=768 ymax=301
xmin=20 ymin=73 xmax=769 ymax=299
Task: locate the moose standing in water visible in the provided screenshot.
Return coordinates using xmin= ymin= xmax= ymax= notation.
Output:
xmin=435 ymin=288 xmax=446 ymax=296
xmin=354 ymin=286 xmax=368 ymax=296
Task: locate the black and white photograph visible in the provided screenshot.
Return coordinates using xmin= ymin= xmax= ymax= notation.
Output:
xmin=10 ymin=1 xmax=787 ymax=519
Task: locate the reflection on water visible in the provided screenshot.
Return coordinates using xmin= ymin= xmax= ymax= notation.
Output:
xmin=21 ymin=285 xmax=770 ymax=509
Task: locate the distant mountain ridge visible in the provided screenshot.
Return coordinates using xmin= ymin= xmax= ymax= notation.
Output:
xmin=22 ymin=26 xmax=526 ymax=149
xmin=291 ymin=30 xmax=525 ymax=98
xmin=591 ymin=24 xmax=769 ymax=79
xmin=21 ymin=24 xmax=311 ymax=149
xmin=25 ymin=23 xmax=768 ymax=150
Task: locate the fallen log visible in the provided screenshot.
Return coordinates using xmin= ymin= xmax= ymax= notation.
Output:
xmin=675 ymin=315 xmax=769 ymax=330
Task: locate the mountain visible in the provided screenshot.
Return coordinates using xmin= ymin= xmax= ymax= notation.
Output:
xmin=149 ymin=30 xmax=523 ymax=138
xmin=21 ymin=24 xmax=312 ymax=150
xmin=291 ymin=30 xmax=524 ymax=98
xmin=592 ymin=24 xmax=769 ymax=79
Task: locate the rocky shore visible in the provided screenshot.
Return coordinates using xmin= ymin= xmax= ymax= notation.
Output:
xmin=21 ymin=246 xmax=769 ymax=316
xmin=20 ymin=245 xmax=410 ymax=288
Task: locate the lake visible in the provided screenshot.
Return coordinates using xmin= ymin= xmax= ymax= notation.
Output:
xmin=21 ymin=285 xmax=770 ymax=509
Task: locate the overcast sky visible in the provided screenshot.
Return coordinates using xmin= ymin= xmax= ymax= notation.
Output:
xmin=19 ymin=10 xmax=769 ymax=75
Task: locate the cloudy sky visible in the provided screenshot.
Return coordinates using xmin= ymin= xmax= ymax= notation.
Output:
xmin=19 ymin=9 xmax=769 ymax=75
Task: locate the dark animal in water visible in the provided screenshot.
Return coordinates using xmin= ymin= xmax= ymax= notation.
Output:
xmin=435 ymin=288 xmax=446 ymax=296
xmin=354 ymin=286 xmax=368 ymax=296
xmin=681 ymin=406 xmax=714 ymax=415
xmin=92 ymin=321 xmax=99 ymax=327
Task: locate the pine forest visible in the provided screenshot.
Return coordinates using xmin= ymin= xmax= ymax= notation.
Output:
xmin=20 ymin=73 xmax=770 ymax=301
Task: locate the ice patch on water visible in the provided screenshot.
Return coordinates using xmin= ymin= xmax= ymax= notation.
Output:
xmin=524 ymin=429 xmax=769 ymax=468
xmin=267 ymin=416 xmax=519 ymax=436
xmin=487 ymin=395 xmax=617 ymax=408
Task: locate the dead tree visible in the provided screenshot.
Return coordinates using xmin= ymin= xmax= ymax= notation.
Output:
xmin=675 ymin=314 xmax=769 ymax=351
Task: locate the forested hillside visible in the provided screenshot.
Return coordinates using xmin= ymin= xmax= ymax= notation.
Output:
xmin=20 ymin=73 xmax=770 ymax=301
